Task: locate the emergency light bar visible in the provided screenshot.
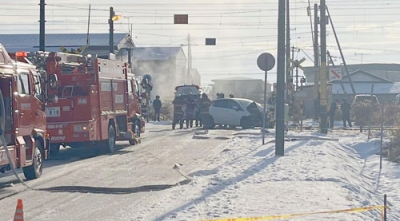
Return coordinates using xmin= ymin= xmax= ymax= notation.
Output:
xmin=15 ymin=52 xmax=28 ymax=57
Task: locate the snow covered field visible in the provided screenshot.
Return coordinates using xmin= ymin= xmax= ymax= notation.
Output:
xmin=1 ymin=123 xmax=398 ymax=221
xmin=152 ymin=129 xmax=399 ymax=221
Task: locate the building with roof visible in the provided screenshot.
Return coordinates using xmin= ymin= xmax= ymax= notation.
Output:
xmin=302 ymin=63 xmax=400 ymax=83
xmin=0 ymin=33 xmax=134 ymax=58
xmin=210 ymin=77 xmax=271 ymax=102
xmin=329 ymin=69 xmax=400 ymax=103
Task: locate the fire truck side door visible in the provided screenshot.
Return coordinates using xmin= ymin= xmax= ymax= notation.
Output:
xmin=15 ymin=73 xmax=34 ymax=136
xmin=133 ymin=80 xmax=141 ymax=115
xmin=32 ymin=74 xmax=46 ymax=131
xmin=127 ymin=78 xmax=137 ymax=118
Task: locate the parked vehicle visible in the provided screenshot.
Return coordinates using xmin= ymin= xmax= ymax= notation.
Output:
xmin=208 ymin=98 xmax=272 ymax=129
xmin=351 ymin=94 xmax=379 ymax=106
xmin=27 ymin=51 xmax=145 ymax=154
xmin=393 ymin=94 xmax=400 ymax=104
xmin=0 ymin=45 xmax=57 ymax=180
xmin=173 ymin=85 xmax=202 ymax=128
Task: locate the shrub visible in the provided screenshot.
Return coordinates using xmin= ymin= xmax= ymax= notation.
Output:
xmin=351 ymin=101 xmax=380 ymax=126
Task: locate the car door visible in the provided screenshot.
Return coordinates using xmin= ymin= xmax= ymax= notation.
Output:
xmin=209 ymin=99 xmax=227 ymax=125
xmin=224 ymin=100 xmax=244 ymax=126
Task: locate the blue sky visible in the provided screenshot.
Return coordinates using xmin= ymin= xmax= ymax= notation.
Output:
xmin=1 ymin=0 xmax=400 ymax=85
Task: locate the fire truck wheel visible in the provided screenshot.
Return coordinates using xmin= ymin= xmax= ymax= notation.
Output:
xmin=23 ymin=141 xmax=43 ymax=180
xmin=107 ymin=125 xmax=116 ymax=153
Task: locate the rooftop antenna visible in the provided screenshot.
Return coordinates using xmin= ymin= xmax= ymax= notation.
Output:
xmin=86 ymin=4 xmax=91 ymax=47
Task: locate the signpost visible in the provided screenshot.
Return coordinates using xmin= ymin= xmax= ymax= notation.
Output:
xmin=174 ymin=14 xmax=189 ymax=24
xmin=257 ymin=53 xmax=275 ymax=145
xmin=205 ymin=38 xmax=216 ymax=45
xmin=289 ymin=57 xmax=306 ymax=91
xmin=329 ymin=67 xmax=342 ymax=81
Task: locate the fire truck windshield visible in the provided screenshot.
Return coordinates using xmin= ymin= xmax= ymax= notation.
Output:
xmin=0 ymin=51 xmax=5 ymax=65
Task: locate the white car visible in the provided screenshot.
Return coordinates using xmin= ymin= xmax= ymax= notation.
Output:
xmin=208 ymin=98 xmax=270 ymax=129
xmin=351 ymin=94 xmax=379 ymax=106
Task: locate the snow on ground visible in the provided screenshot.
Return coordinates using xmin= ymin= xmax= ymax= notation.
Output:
xmin=149 ymin=129 xmax=399 ymax=221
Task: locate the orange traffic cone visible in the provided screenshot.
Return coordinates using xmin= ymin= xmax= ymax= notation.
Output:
xmin=13 ymin=199 xmax=24 ymax=221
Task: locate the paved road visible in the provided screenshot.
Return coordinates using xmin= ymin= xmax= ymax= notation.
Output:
xmin=0 ymin=122 xmax=238 ymax=221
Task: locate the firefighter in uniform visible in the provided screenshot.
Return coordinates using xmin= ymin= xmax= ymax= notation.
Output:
xmin=200 ymin=93 xmax=212 ymax=129
xmin=185 ymin=96 xmax=196 ymax=128
xmin=194 ymin=94 xmax=202 ymax=127
xmin=172 ymin=94 xmax=185 ymax=129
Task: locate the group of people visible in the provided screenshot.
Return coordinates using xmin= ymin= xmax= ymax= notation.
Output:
xmin=172 ymin=93 xmax=212 ymax=129
xmin=328 ymin=98 xmax=352 ymax=128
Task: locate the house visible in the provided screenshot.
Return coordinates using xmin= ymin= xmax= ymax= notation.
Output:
xmin=302 ymin=63 xmax=400 ymax=83
xmin=210 ymin=77 xmax=271 ymax=103
xmin=330 ymin=69 xmax=400 ymax=103
xmin=0 ymin=33 xmax=134 ymax=57
xmin=131 ymin=47 xmax=199 ymax=100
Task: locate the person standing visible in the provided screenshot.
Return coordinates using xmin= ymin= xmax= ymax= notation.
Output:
xmin=172 ymin=95 xmax=184 ymax=129
xmin=152 ymin=95 xmax=162 ymax=121
xmin=200 ymin=93 xmax=212 ymax=128
xmin=328 ymin=99 xmax=338 ymax=128
xmin=340 ymin=98 xmax=352 ymax=127
xmin=268 ymin=92 xmax=276 ymax=105
xmin=185 ymin=97 xmax=196 ymax=128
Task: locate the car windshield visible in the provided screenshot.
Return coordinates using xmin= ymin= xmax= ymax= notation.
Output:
xmin=353 ymin=95 xmax=378 ymax=103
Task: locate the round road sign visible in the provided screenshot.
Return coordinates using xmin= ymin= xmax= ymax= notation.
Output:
xmin=257 ymin=53 xmax=275 ymax=72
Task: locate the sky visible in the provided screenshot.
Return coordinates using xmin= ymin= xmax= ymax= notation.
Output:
xmin=1 ymin=0 xmax=400 ymax=85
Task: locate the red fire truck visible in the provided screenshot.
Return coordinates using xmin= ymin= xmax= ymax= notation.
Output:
xmin=27 ymin=51 xmax=145 ymax=154
xmin=0 ymin=44 xmax=57 ymax=180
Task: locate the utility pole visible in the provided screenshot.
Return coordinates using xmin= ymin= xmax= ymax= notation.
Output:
xmin=320 ymin=0 xmax=328 ymax=134
xmin=109 ymin=7 xmax=115 ymax=54
xmin=313 ymin=4 xmax=320 ymax=121
xmin=285 ymin=0 xmax=291 ymax=103
xmin=187 ymin=33 xmax=192 ymax=84
xmin=326 ymin=6 xmax=356 ymax=95
xmin=39 ymin=0 xmax=46 ymax=51
xmin=86 ymin=4 xmax=91 ymax=47
xmin=276 ymin=0 xmax=286 ymax=156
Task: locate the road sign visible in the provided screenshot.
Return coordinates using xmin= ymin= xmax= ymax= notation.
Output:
xmin=174 ymin=14 xmax=188 ymax=24
xmin=289 ymin=57 xmax=306 ymax=71
xmin=257 ymin=53 xmax=275 ymax=72
xmin=329 ymin=67 xmax=342 ymax=80
xmin=205 ymin=38 xmax=216 ymax=45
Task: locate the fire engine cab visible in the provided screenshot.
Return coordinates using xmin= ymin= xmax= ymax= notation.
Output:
xmin=0 ymin=44 xmax=56 ymax=180
xmin=27 ymin=51 xmax=144 ymax=154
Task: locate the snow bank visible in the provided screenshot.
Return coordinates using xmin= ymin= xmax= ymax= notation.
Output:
xmin=154 ymin=130 xmax=399 ymax=221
